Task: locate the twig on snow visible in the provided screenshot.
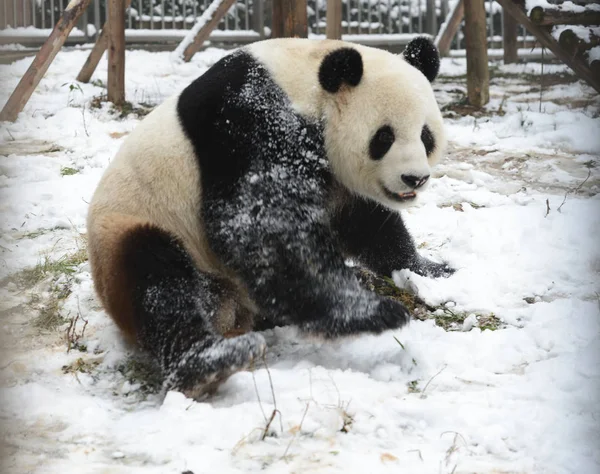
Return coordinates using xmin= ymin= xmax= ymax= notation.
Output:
xmin=557 ymin=168 xmax=592 ymax=213
xmin=420 ymin=365 xmax=447 ymax=398
xmin=282 ymin=402 xmax=310 ymax=461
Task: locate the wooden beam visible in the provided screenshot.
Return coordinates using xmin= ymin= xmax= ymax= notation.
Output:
xmin=107 ymin=0 xmax=125 ymax=105
xmin=529 ymin=6 xmax=600 ymax=26
xmin=174 ymin=0 xmax=237 ymax=62
xmin=496 ymin=0 xmax=600 ymax=93
xmin=76 ymin=0 xmax=132 ymax=83
xmin=502 ymin=7 xmax=519 ymax=64
xmin=435 ymin=0 xmax=464 ymax=57
xmin=326 ymin=0 xmax=342 ymax=40
xmin=0 ymin=0 xmax=92 ymax=122
xmin=464 ymin=0 xmax=489 ymax=107
xmin=559 ymin=29 xmax=600 ymax=58
xmin=272 ymin=0 xmax=308 ymax=38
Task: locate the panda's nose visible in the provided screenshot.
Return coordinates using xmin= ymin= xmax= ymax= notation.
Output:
xmin=401 ymin=174 xmax=430 ymax=189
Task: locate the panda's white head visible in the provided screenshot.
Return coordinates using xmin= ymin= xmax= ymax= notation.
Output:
xmin=318 ymin=38 xmax=447 ymax=210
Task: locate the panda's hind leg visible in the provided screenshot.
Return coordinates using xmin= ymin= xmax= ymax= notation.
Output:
xmin=88 ymin=214 xmax=265 ymax=399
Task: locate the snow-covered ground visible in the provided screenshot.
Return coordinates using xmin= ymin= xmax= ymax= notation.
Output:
xmin=0 ymin=46 xmax=599 ymax=474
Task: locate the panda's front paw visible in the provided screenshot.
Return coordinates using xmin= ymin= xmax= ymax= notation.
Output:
xmin=414 ymin=257 xmax=455 ymax=278
xmin=370 ymin=297 xmax=412 ymax=332
xmin=163 ymin=332 xmax=266 ymax=400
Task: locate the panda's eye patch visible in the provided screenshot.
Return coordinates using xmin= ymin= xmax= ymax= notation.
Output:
xmin=369 ymin=125 xmax=395 ymax=161
xmin=421 ymin=124 xmax=435 ymax=156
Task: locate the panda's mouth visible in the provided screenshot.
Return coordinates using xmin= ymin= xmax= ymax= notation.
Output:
xmin=381 ymin=185 xmax=417 ymax=202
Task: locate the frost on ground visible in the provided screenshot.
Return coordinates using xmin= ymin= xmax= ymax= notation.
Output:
xmin=0 ymin=48 xmax=599 ymax=474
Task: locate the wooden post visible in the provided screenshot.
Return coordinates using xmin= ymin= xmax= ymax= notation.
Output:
xmin=107 ymin=0 xmax=125 ymax=105
xmin=77 ymin=0 xmax=132 ymax=83
xmin=0 ymin=0 xmax=92 ymax=122
xmin=174 ymin=0 xmax=237 ymax=62
xmin=272 ymin=0 xmax=307 ymax=38
xmin=427 ymin=0 xmax=437 ymax=35
xmin=252 ymin=0 xmax=265 ymax=39
xmin=464 ymin=0 xmax=489 ymax=107
xmin=435 ymin=0 xmax=464 ymax=57
xmin=502 ymin=7 xmax=518 ymax=64
xmin=326 ymin=0 xmax=342 ymax=40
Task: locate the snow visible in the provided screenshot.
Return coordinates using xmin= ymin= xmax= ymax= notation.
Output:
xmin=1 ymin=46 xmax=599 ymax=474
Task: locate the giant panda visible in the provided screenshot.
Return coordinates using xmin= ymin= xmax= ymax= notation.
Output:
xmin=87 ymin=37 xmax=451 ymax=399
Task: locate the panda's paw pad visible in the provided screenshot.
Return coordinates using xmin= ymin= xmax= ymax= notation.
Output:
xmin=165 ymin=333 xmax=266 ymax=399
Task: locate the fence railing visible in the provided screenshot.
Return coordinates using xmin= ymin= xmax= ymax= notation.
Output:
xmin=0 ymin=0 xmax=535 ymax=51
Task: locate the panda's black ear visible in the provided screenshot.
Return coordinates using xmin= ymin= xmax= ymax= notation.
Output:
xmin=318 ymin=48 xmax=363 ymax=93
xmin=402 ymin=37 xmax=440 ymax=83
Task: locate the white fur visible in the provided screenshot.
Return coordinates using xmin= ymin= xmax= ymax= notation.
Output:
xmin=88 ymin=96 xmax=220 ymax=272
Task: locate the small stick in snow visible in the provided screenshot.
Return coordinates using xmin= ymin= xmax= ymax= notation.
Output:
xmin=419 ymin=365 xmax=447 ymax=398
xmin=545 ymin=198 xmax=551 ymax=217
xmin=557 ymin=168 xmax=592 ymax=213
xmin=282 ymin=402 xmax=310 ymax=461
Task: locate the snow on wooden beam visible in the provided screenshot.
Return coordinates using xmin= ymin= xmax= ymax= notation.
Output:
xmin=173 ymin=0 xmax=237 ymax=63
xmin=496 ymin=0 xmax=600 ymax=93
xmin=529 ymin=6 xmax=600 ymax=26
xmin=435 ymin=0 xmax=464 ymax=57
xmin=76 ymin=0 xmax=132 ymax=84
xmin=0 ymin=0 xmax=92 ymax=122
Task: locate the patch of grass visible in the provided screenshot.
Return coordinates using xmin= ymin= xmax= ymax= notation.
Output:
xmin=407 ymin=380 xmax=420 ymax=393
xmin=430 ymin=306 xmax=468 ymax=331
xmin=90 ymin=95 xmax=154 ymax=119
xmin=16 ymin=248 xmax=88 ymax=288
xmin=358 ymin=266 xmax=504 ymax=332
xmin=355 ymin=268 xmax=421 ymax=312
xmin=62 ymin=357 xmax=100 ymax=375
xmin=91 ymin=78 xmax=105 ymax=88
xmin=60 ymin=166 xmax=79 ymax=176
xmin=116 ymin=356 xmax=163 ymax=395
xmin=477 ymin=313 xmax=503 ymax=331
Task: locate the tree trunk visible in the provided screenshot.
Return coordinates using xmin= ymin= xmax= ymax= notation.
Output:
xmin=464 ymin=0 xmax=489 ymax=107
xmin=107 ymin=0 xmax=126 ymax=105
xmin=77 ymin=0 xmax=132 ymax=83
xmin=503 ymin=8 xmax=518 ymax=64
xmin=326 ymin=0 xmax=342 ymax=39
xmin=272 ymin=0 xmax=307 ymax=38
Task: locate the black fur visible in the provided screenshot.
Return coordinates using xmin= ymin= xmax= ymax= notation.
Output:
xmin=421 ymin=124 xmax=436 ymax=156
xmin=318 ymin=47 xmax=364 ymax=93
xmin=369 ymin=125 xmax=395 ymax=161
xmin=402 ymin=37 xmax=440 ymax=83
xmin=331 ymin=190 xmax=454 ymax=278
xmin=177 ymin=50 xmax=409 ymax=342
xmin=121 ymin=224 xmax=266 ymax=397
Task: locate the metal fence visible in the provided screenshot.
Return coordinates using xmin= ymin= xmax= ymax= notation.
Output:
xmin=0 ymin=0 xmax=534 ymax=50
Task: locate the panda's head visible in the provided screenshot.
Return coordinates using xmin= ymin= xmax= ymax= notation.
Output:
xmin=318 ymin=37 xmax=446 ymax=210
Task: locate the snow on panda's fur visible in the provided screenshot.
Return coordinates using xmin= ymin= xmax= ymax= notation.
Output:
xmin=87 ymin=37 xmax=451 ymax=398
